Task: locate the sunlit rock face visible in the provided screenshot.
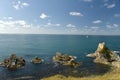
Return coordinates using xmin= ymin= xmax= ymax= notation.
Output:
xmin=53 ymin=52 xmax=80 ymax=68
xmin=31 ymin=56 xmax=43 ymax=64
xmin=87 ymin=42 xmax=120 ymax=68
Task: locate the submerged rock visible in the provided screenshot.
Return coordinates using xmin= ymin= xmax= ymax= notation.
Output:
xmin=0 ymin=54 xmax=25 ymax=70
xmin=53 ymin=52 xmax=80 ymax=68
xmin=87 ymin=42 xmax=120 ymax=67
xmin=31 ymin=56 xmax=43 ymax=64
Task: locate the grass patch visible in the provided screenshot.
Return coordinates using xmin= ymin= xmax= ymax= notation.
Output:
xmin=41 ymin=67 xmax=120 ymax=80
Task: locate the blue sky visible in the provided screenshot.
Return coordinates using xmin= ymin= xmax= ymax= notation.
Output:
xmin=0 ymin=0 xmax=120 ymax=35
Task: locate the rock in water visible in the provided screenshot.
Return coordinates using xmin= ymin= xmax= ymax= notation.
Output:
xmin=31 ymin=56 xmax=43 ymax=64
xmin=53 ymin=52 xmax=80 ymax=68
xmin=0 ymin=54 xmax=25 ymax=70
xmin=87 ymin=42 xmax=120 ymax=67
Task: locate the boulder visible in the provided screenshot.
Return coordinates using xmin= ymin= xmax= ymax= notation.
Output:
xmin=53 ymin=52 xmax=80 ymax=68
xmin=31 ymin=56 xmax=43 ymax=64
xmin=0 ymin=54 xmax=25 ymax=70
xmin=87 ymin=42 xmax=120 ymax=67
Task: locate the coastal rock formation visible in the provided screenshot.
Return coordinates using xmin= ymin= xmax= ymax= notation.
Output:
xmin=87 ymin=42 xmax=120 ymax=67
xmin=31 ymin=56 xmax=43 ymax=64
xmin=0 ymin=54 xmax=25 ymax=70
xmin=53 ymin=52 xmax=80 ymax=68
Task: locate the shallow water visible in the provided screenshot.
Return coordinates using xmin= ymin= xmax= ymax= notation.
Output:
xmin=0 ymin=34 xmax=120 ymax=80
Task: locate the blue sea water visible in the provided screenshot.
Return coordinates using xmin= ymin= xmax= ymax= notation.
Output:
xmin=0 ymin=34 xmax=120 ymax=80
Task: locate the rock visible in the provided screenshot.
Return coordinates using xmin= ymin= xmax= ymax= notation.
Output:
xmin=53 ymin=52 xmax=80 ymax=68
xmin=0 ymin=54 xmax=25 ymax=70
xmin=31 ymin=56 xmax=43 ymax=64
xmin=111 ymin=61 xmax=120 ymax=68
xmin=87 ymin=42 xmax=120 ymax=67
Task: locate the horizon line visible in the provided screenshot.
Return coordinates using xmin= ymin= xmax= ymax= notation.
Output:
xmin=0 ymin=33 xmax=120 ymax=36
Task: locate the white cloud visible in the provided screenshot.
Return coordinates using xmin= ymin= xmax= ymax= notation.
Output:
xmin=104 ymin=3 xmax=116 ymax=8
xmin=56 ymin=24 xmax=61 ymax=26
xmin=92 ymin=20 xmax=102 ymax=24
xmin=113 ymin=24 xmax=119 ymax=27
xmin=13 ymin=1 xmax=29 ymax=10
xmin=65 ymin=24 xmax=78 ymax=33
xmin=114 ymin=14 xmax=120 ymax=17
xmin=44 ymin=22 xmax=61 ymax=27
xmin=0 ymin=19 xmax=48 ymax=34
xmin=66 ymin=24 xmax=76 ymax=28
xmin=107 ymin=4 xmax=115 ymax=8
xmin=2 ymin=17 xmax=13 ymax=20
xmin=106 ymin=24 xmax=119 ymax=29
xmin=22 ymin=3 xmax=29 ymax=6
xmin=40 ymin=13 xmax=49 ymax=19
xmin=0 ymin=20 xmax=29 ymax=28
xmin=83 ymin=0 xmax=92 ymax=2
xmin=68 ymin=28 xmax=78 ymax=32
xmin=91 ymin=26 xmax=99 ymax=29
xmin=0 ymin=19 xmax=120 ymax=35
xmin=69 ymin=12 xmax=83 ymax=16
xmin=3 ymin=17 xmax=7 ymax=20
xmin=8 ymin=17 xmax=13 ymax=20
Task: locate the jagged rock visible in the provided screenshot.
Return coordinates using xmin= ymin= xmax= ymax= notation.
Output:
xmin=87 ymin=42 xmax=120 ymax=67
xmin=0 ymin=54 xmax=25 ymax=70
xmin=53 ymin=52 xmax=80 ymax=68
xmin=31 ymin=56 xmax=43 ymax=64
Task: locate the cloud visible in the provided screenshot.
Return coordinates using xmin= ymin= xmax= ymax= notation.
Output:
xmin=44 ymin=22 xmax=61 ymax=27
xmin=91 ymin=26 xmax=99 ymax=30
xmin=0 ymin=19 xmax=46 ymax=34
xmin=114 ymin=14 xmax=120 ymax=18
xmin=69 ymin=12 xmax=83 ymax=16
xmin=22 ymin=3 xmax=29 ymax=6
xmin=82 ymin=0 xmax=92 ymax=2
xmin=0 ymin=18 xmax=64 ymax=34
xmin=106 ymin=24 xmax=119 ymax=29
xmin=67 ymin=28 xmax=78 ymax=32
xmin=2 ymin=17 xmax=13 ymax=20
xmin=104 ymin=3 xmax=116 ymax=8
xmin=56 ymin=24 xmax=61 ymax=26
xmin=66 ymin=24 xmax=76 ymax=28
xmin=92 ymin=20 xmax=102 ymax=24
xmin=8 ymin=17 xmax=13 ymax=20
xmin=66 ymin=24 xmax=78 ymax=33
xmin=0 ymin=18 xmax=120 ymax=35
xmin=0 ymin=20 xmax=30 ymax=28
xmin=13 ymin=1 xmax=29 ymax=10
xmin=40 ymin=13 xmax=49 ymax=19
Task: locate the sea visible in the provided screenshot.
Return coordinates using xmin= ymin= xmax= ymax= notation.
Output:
xmin=0 ymin=34 xmax=120 ymax=80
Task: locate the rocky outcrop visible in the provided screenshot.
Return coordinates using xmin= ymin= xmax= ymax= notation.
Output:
xmin=53 ymin=52 xmax=80 ymax=68
xmin=87 ymin=42 xmax=120 ymax=67
xmin=31 ymin=56 xmax=43 ymax=64
xmin=0 ymin=54 xmax=25 ymax=70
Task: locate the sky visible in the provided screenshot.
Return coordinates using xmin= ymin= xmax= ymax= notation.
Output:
xmin=0 ymin=0 xmax=120 ymax=35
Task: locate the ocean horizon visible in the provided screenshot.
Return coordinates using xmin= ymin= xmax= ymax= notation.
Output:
xmin=0 ymin=34 xmax=120 ymax=80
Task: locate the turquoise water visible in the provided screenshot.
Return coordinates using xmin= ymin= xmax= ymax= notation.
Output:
xmin=0 ymin=34 xmax=120 ymax=80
